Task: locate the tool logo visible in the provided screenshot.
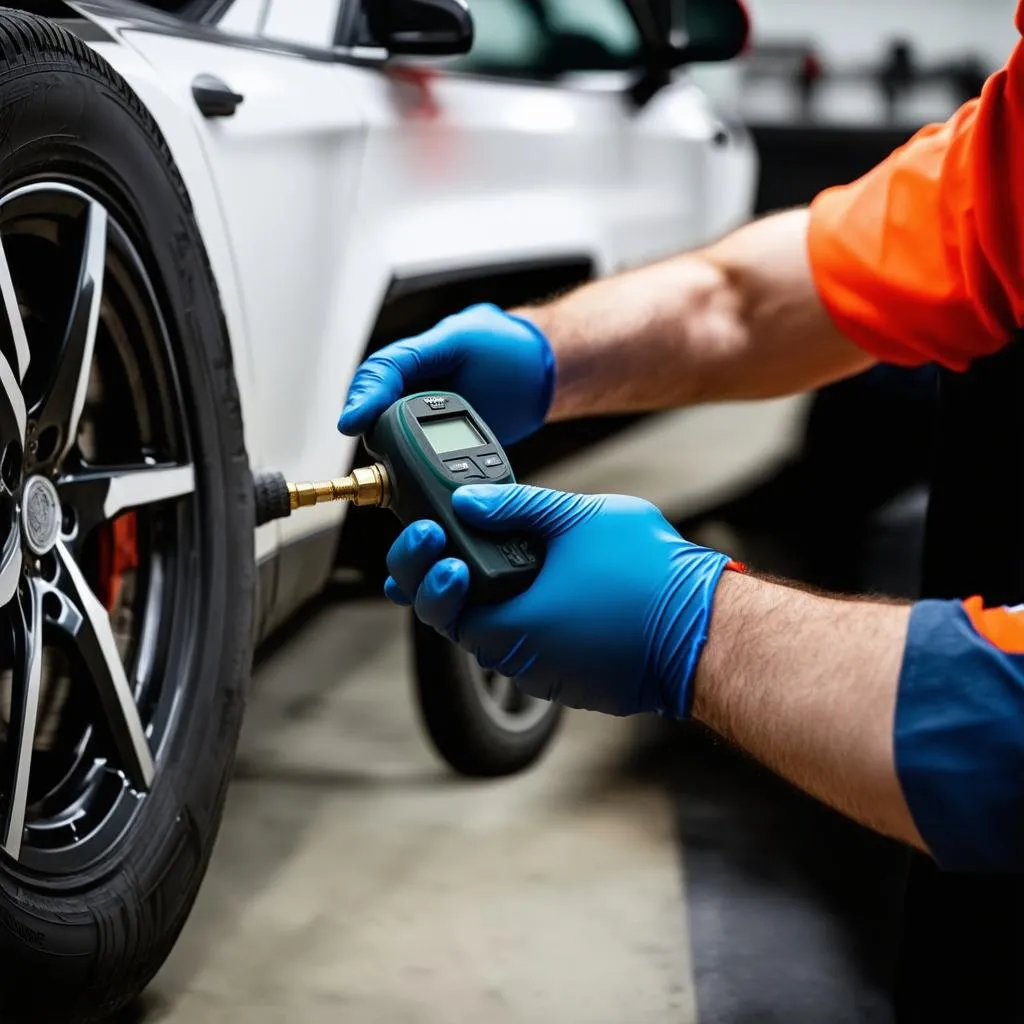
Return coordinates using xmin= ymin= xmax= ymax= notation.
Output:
xmin=498 ymin=539 xmax=537 ymax=569
xmin=423 ymin=396 xmax=449 ymax=411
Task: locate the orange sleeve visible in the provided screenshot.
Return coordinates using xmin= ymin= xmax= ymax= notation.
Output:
xmin=808 ymin=3 xmax=1024 ymax=370
xmin=962 ymin=596 xmax=1024 ymax=654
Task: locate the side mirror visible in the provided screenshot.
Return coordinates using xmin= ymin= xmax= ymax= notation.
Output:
xmin=642 ymin=0 xmax=750 ymax=66
xmin=366 ymin=0 xmax=474 ymax=57
xmin=625 ymin=0 xmax=749 ymax=106
xmin=672 ymin=0 xmax=750 ymax=64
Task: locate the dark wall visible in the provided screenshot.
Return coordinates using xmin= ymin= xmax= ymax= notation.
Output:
xmin=730 ymin=119 xmax=938 ymax=598
xmin=750 ymin=123 xmax=918 ymax=214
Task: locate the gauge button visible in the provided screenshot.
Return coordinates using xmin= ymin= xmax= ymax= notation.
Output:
xmin=445 ymin=458 xmax=485 ymax=480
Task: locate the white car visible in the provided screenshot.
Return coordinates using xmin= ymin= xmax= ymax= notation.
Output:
xmin=0 ymin=0 xmax=755 ymax=1018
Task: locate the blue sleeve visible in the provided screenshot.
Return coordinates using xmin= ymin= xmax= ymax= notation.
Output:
xmin=896 ymin=600 xmax=1024 ymax=871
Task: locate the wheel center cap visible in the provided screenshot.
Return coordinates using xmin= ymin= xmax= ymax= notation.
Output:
xmin=21 ymin=476 xmax=61 ymax=556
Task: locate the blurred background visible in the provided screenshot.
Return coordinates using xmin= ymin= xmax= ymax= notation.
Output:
xmin=145 ymin=2 xmax=1016 ymax=1022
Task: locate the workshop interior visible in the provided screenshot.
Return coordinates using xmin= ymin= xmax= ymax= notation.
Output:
xmin=0 ymin=0 xmax=1009 ymax=1021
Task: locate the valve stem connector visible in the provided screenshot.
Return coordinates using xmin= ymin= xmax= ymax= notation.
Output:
xmin=253 ymin=464 xmax=391 ymax=528
xmin=287 ymin=464 xmax=390 ymax=511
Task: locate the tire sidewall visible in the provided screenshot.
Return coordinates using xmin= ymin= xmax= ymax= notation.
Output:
xmin=412 ymin=615 xmax=562 ymax=777
xmin=0 ymin=43 xmax=252 ymax=1019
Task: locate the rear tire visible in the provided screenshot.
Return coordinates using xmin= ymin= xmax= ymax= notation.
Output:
xmin=0 ymin=14 xmax=252 ymax=1023
xmin=412 ymin=616 xmax=562 ymax=778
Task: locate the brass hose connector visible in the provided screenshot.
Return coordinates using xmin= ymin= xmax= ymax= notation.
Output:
xmin=287 ymin=463 xmax=390 ymax=511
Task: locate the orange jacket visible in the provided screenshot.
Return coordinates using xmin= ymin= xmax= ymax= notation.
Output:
xmin=808 ymin=6 xmax=1024 ymax=839
xmin=808 ymin=3 xmax=1024 ymax=370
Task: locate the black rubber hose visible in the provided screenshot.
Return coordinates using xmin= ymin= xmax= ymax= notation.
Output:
xmin=253 ymin=471 xmax=291 ymax=527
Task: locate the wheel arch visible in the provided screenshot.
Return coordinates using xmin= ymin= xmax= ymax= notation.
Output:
xmin=366 ymin=256 xmax=595 ymax=352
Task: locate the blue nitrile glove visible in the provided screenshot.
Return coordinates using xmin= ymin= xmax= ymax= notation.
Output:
xmin=383 ymin=485 xmax=734 ymax=718
xmin=338 ymin=303 xmax=554 ymax=446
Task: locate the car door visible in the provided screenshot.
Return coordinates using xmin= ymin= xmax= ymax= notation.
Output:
xmin=341 ymin=0 xmax=722 ymax=281
xmin=116 ymin=2 xmax=375 ymax=578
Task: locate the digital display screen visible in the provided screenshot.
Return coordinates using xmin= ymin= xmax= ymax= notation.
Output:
xmin=420 ymin=416 xmax=486 ymax=455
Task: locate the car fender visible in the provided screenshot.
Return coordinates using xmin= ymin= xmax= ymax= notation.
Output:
xmin=60 ymin=9 xmax=263 ymax=490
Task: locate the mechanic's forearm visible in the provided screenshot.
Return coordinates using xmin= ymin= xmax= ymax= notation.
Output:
xmin=692 ymin=572 xmax=926 ymax=851
xmin=516 ymin=208 xmax=874 ymax=421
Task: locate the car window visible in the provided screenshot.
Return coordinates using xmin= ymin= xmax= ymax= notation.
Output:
xmin=452 ymin=0 xmax=643 ymax=80
xmin=260 ymin=0 xmax=341 ymax=48
xmin=216 ymin=0 xmax=266 ymax=35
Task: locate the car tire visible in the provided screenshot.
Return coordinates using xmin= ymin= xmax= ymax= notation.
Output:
xmin=412 ymin=616 xmax=562 ymax=778
xmin=0 ymin=14 xmax=252 ymax=1023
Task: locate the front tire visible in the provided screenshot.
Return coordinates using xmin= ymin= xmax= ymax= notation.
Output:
xmin=0 ymin=13 xmax=252 ymax=1023
xmin=412 ymin=617 xmax=562 ymax=778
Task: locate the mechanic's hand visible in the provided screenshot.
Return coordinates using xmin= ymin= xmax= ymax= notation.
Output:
xmin=338 ymin=303 xmax=554 ymax=445
xmin=384 ymin=485 xmax=734 ymax=718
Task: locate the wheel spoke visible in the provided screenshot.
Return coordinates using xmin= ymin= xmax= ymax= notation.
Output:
xmin=0 ymin=344 xmax=26 ymax=450
xmin=32 ymin=201 xmax=107 ymax=467
xmin=489 ymin=673 xmax=514 ymax=710
xmin=0 ymin=544 xmax=21 ymax=611
xmin=53 ymin=541 xmax=154 ymax=789
xmin=0 ymin=236 xmax=29 ymax=382
xmin=2 ymin=579 xmax=43 ymax=860
xmin=58 ymin=463 xmax=194 ymax=543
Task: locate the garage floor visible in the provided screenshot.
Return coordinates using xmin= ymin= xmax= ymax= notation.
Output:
xmin=131 ymin=404 xmax=909 ymax=1024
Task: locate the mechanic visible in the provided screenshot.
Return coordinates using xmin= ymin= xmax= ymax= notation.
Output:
xmin=340 ymin=6 xmax=1024 ymax=876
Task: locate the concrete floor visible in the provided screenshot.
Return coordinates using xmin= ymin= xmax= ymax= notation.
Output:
xmin=130 ymin=400 xmax=909 ymax=1024
xmin=145 ymin=598 xmax=698 ymax=1024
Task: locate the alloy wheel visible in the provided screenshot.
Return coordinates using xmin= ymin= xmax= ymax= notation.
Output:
xmin=0 ymin=182 xmax=197 ymax=872
xmin=465 ymin=652 xmax=552 ymax=733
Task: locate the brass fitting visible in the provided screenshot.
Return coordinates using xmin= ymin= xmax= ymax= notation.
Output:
xmin=287 ymin=463 xmax=390 ymax=511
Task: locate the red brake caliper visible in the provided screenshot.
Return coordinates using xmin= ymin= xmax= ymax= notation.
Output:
xmin=96 ymin=513 xmax=139 ymax=611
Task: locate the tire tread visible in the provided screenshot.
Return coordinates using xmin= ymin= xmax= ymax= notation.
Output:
xmin=0 ymin=10 xmax=253 ymax=1023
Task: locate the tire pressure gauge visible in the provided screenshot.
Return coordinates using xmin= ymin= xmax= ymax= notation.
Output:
xmin=253 ymin=393 xmax=543 ymax=605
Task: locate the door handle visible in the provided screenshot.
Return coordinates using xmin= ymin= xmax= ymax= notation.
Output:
xmin=192 ymin=74 xmax=245 ymax=118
